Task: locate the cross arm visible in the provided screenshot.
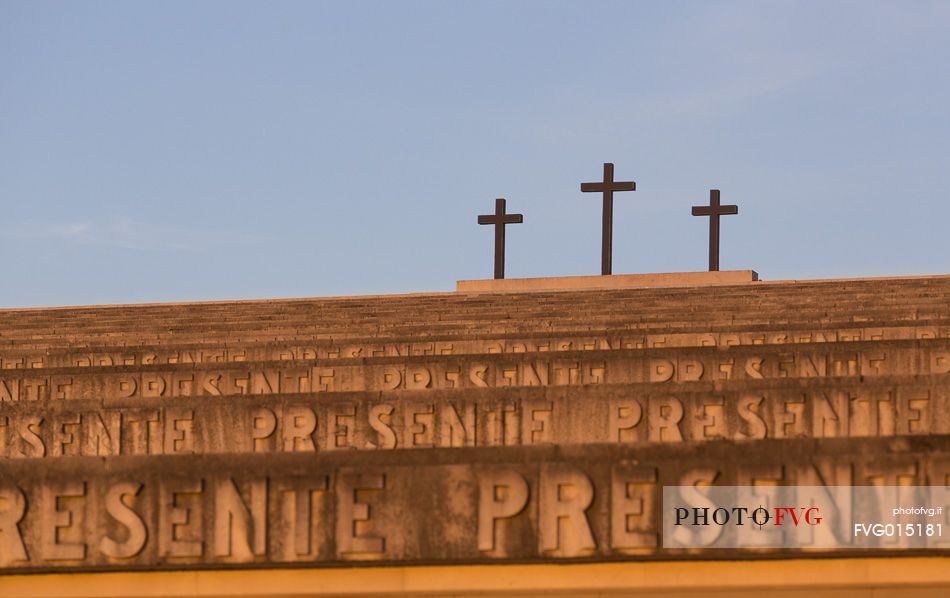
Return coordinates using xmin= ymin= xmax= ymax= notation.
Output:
xmin=478 ymin=214 xmax=523 ymax=225
xmin=692 ymin=205 xmax=738 ymax=216
xmin=581 ymin=182 xmax=636 ymax=192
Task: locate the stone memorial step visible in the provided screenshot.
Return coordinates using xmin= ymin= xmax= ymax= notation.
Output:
xmin=0 ymin=435 xmax=946 ymax=572
xmin=3 ymin=304 xmax=950 ymax=351
xmin=3 ymin=320 xmax=949 ymax=370
xmin=3 ymin=375 xmax=946 ymax=459
xmin=1 ymin=277 xmax=948 ymax=341
xmin=1 ymin=274 xmax=948 ymax=578
xmin=1 ymin=339 xmax=946 ymax=404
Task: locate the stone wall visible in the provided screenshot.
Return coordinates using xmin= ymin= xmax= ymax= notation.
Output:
xmin=0 ymin=276 xmax=948 ymax=572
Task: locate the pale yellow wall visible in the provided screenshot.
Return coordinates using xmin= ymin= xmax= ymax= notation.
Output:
xmin=2 ymin=557 xmax=949 ymax=598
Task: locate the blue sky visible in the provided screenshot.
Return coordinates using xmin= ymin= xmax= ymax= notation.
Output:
xmin=2 ymin=1 xmax=949 ymax=307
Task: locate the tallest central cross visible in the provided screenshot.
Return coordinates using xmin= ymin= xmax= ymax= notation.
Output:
xmin=580 ymin=162 xmax=636 ymax=275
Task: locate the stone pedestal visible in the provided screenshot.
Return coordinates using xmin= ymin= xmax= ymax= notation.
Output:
xmin=456 ymin=270 xmax=759 ymax=292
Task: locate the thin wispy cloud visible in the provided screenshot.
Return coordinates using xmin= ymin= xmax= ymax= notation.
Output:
xmin=16 ymin=216 xmax=253 ymax=251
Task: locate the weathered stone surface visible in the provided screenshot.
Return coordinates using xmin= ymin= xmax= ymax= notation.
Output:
xmin=0 ymin=437 xmax=947 ymax=572
xmin=3 ymin=323 xmax=949 ymax=369
xmin=1 ymin=276 xmax=949 ymax=350
xmin=455 ymin=270 xmax=759 ymax=292
xmin=1 ymin=378 xmax=946 ymax=458
xmin=0 ymin=340 xmax=946 ymax=402
xmin=0 ymin=275 xmax=948 ymax=576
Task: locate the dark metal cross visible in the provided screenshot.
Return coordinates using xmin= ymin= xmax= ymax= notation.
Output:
xmin=691 ymin=189 xmax=738 ymax=272
xmin=580 ymin=162 xmax=636 ymax=275
xmin=478 ymin=198 xmax=523 ymax=280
